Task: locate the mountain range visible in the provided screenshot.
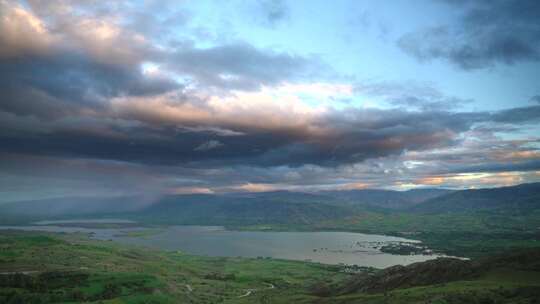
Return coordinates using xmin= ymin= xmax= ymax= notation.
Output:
xmin=1 ymin=183 xmax=539 ymax=224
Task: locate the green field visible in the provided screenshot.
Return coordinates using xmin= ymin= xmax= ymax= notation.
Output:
xmin=0 ymin=231 xmax=349 ymax=303
xmin=1 ymin=231 xmax=540 ymax=303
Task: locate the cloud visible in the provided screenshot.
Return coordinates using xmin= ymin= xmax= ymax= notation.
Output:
xmin=168 ymin=43 xmax=319 ymax=90
xmin=194 ymin=140 xmax=224 ymax=151
xmin=256 ymin=0 xmax=289 ymax=27
xmin=398 ymin=0 xmax=540 ymax=70
xmin=0 ymin=1 xmax=180 ymax=120
xmin=168 ymin=186 xmax=214 ymax=194
xmin=411 ymin=171 xmax=534 ymax=190
xmin=0 ymin=0 xmax=55 ymax=58
xmin=233 ymin=183 xmax=277 ymax=192
xmin=0 ymin=0 xmax=321 ymax=122
xmin=2 ymin=0 xmax=155 ymax=65
xmin=491 ymin=104 xmax=540 ymax=124
xmin=354 ymin=81 xmax=471 ymax=110
xmin=530 ymin=95 xmax=540 ymax=104
xmin=0 ymin=54 xmax=180 ymax=117
xmin=1 ymin=0 xmax=540 ymax=198
xmin=0 ymin=84 xmax=487 ymax=168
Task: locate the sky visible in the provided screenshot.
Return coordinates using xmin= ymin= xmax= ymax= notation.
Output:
xmin=1 ymin=0 xmax=540 ymax=202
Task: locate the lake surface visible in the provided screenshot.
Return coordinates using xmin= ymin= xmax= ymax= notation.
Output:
xmin=0 ymin=222 xmax=448 ymax=268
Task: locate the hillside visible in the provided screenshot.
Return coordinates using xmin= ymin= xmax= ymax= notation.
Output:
xmin=0 ymin=196 xmax=152 ymax=217
xmin=334 ymin=258 xmax=476 ymax=295
xmin=0 ymin=188 xmax=452 ymax=225
xmin=316 ymin=249 xmax=540 ymax=303
xmin=134 ymin=194 xmax=354 ymax=226
xmin=320 ymin=188 xmax=453 ymax=210
xmin=0 ymin=188 xmax=456 ymax=226
xmin=2 ymin=231 xmax=540 ymax=304
xmin=410 ymin=183 xmax=540 ymax=213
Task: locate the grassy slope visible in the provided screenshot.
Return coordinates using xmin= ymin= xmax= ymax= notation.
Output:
xmin=1 ymin=231 xmax=540 ymax=304
xmin=0 ymin=231 xmax=348 ymax=304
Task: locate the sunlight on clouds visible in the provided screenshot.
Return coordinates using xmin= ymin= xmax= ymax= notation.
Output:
xmin=493 ymin=150 xmax=540 ymax=161
xmin=411 ymin=172 xmax=532 ymax=189
xmin=168 ymin=187 xmax=214 ymax=194
xmin=403 ymin=161 xmax=424 ymax=169
xmin=111 ymin=82 xmax=341 ymax=133
xmin=339 ymin=182 xmax=371 ymax=190
xmin=68 ymin=17 xmax=148 ymax=64
xmin=141 ymin=62 xmax=160 ymax=75
xmin=207 ymin=86 xmax=326 ymax=128
xmin=81 ymin=19 xmax=120 ymax=41
xmin=12 ymin=6 xmax=46 ymax=34
xmin=2 ymin=0 xmax=540 ymax=195
xmin=417 ymin=176 xmax=445 ymax=185
xmin=233 ymin=183 xmax=277 ymax=192
xmin=0 ymin=1 xmax=54 ymax=57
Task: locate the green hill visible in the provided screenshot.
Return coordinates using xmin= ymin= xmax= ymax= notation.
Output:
xmin=410 ymin=183 xmax=540 ymax=214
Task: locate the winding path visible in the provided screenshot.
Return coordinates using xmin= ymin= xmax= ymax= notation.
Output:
xmin=237 ymin=289 xmax=255 ymax=298
xmin=237 ymin=282 xmax=275 ymax=298
xmin=0 ymin=271 xmax=39 ymax=275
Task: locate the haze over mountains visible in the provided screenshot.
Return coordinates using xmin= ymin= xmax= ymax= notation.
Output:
xmin=2 ymin=183 xmax=539 ymax=224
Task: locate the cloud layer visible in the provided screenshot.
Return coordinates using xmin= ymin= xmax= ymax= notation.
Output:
xmin=398 ymin=0 xmax=540 ymax=70
xmin=1 ymin=0 xmax=539 ymax=201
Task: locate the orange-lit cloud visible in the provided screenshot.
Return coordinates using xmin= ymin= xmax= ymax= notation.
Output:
xmin=339 ymin=182 xmax=371 ymax=190
xmin=492 ymin=150 xmax=540 ymax=161
xmin=168 ymin=187 xmax=214 ymax=194
xmin=417 ymin=176 xmax=445 ymax=185
xmin=0 ymin=1 xmax=55 ymax=58
xmin=411 ymin=171 xmax=530 ymax=189
xmin=233 ymin=183 xmax=277 ymax=192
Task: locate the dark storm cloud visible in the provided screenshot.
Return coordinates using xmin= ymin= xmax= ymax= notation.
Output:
xmin=0 ymin=54 xmax=180 ymax=118
xmin=398 ymin=0 xmax=540 ymax=70
xmin=2 ymin=0 xmax=540 ymax=197
xmin=449 ymin=160 xmax=540 ymax=174
xmin=0 ymin=0 xmax=320 ymax=123
xmin=0 ymin=102 xmax=488 ymax=168
xmin=0 ymin=0 xmax=316 ymax=95
xmin=491 ymin=104 xmax=540 ymax=124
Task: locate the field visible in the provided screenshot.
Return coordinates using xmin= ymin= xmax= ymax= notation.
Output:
xmin=1 ymin=230 xmax=540 ymax=303
xmin=0 ymin=231 xmax=349 ymax=303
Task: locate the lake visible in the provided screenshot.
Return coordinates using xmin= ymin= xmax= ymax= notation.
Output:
xmin=0 ymin=221 xmax=449 ymax=268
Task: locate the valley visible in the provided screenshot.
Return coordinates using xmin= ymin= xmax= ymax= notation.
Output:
xmin=1 ymin=183 xmax=540 ymax=303
xmin=1 ymin=231 xmax=539 ymax=303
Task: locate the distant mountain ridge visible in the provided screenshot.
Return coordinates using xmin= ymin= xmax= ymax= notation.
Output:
xmin=135 ymin=193 xmax=352 ymax=225
xmin=319 ymin=188 xmax=453 ymax=210
xmin=409 ymin=182 xmax=540 ymax=213
xmin=0 ymin=188 xmax=451 ymax=218
xmin=2 ymin=183 xmax=539 ymax=224
xmin=0 ymin=196 xmax=152 ymax=217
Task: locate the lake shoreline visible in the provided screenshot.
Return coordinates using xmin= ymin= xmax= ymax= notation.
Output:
xmin=0 ymin=221 xmax=456 ymax=268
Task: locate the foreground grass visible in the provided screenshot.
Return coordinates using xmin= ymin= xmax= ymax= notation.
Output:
xmin=1 ymin=230 xmax=540 ymax=303
xmin=0 ymin=231 xmax=349 ymax=303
